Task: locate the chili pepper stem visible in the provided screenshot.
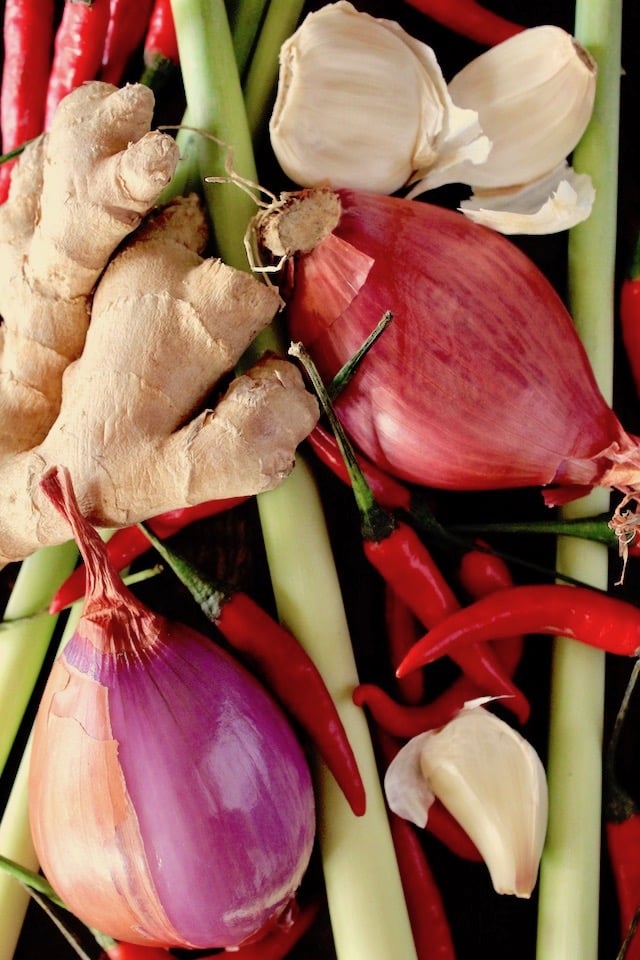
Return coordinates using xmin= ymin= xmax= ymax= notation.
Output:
xmin=327 ymin=310 xmax=393 ymax=400
xmin=289 ymin=340 xmax=395 ymax=543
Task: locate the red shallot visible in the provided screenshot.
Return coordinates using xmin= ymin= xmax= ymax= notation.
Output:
xmin=253 ymin=187 xmax=640 ymax=514
xmin=28 ymin=466 xmax=316 ymax=951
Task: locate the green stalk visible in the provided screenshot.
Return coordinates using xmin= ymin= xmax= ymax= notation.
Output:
xmin=0 ymin=602 xmax=81 ymax=960
xmin=0 ymin=543 xmax=77 ymax=775
xmin=169 ymin=2 xmax=417 ymax=955
xmin=229 ymin=0 xmax=269 ymax=76
xmin=536 ymin=3 xmax=622 ymax=957
xmin=242 ymin=0 xmax=306 ymax=138
xmin=169 ymin=0 xmax=259 ymax=269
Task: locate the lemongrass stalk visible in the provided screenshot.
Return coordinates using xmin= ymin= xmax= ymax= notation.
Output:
xmin=0 ymin=602 xmax=81 ymax=960
xmin=169 ymin=2 xmax=417 ymax=954
xmin=536 ymin=3 xmax=622 ymax=958
xmin=242 ymin=0 xmax=306 ymax=138
xmin=258 ymin=460 xmax=418 ymax=959
xmin=229 ymin=0 xmax=269 ymax=76
xmin=169 ymin=0 xmax=258 ymax=269
xmin=0 ymin=543 xmax=77 ymax=774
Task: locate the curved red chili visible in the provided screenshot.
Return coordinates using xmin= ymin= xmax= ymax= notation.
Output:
xmin=100 ymin=0 xmax=155 ymax=84
xmin=196 ymin=897 xmax=322 ymax=959
xmin=0 ymin=0 xmax=54 ymax=201
xmin=45 ymin=0 xmax=112 ymax=129
xmin=308 ymin=423 xmax=412 ymax=512
xmin=397 ymin=584 xmax=640 ymax=679
xmin=385 ymin=584 xmax=425 ymax=704
xmin=49 ymin=496 xmax=248 ymax=613
xmin=621 ymin=257 xmax=640 ymax=399
xmin=104 ymin=944 xmax=171 ymax=960
xmin=457 ymin=544 xmax=515 ymax=597
xmin=388 ymin=813 xmax=456 ymax=959
xmin=295 ymin=344 xmax=528 ymax=722
xmin=401 ymin=0 xmax=523 ymax=46
xmin=354 ymin=632 xmax=523 ymax=740
xmin=365 ymin=527 xmax=529 ymax=723
xmin=141 ymin=527 xmax=366 ymax=817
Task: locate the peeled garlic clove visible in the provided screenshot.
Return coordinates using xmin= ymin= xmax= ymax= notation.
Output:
xmin=459 ymin=161 xmax=596 ymax=234
xmin=384 ymin=700 xmax=548 ymax=898
xmin=269 ymin=0 xmax=488 ymax=195
xmin=442 ymin=25 xmax=597 ymax=191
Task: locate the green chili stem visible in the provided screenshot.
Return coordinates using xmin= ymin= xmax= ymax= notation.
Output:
xmin=536 ymin=3 xmax=622 ymax=958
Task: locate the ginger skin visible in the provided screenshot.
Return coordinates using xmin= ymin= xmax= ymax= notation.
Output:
xmin=0 ymin=83 xmax=318 ymax=567
xmin=0 ymin=82 xmax=181 ymax=454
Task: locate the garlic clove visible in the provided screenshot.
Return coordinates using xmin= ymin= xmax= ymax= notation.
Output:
xmin=442 ymin=25 xmax=597 ymax=191
xmin=459 ymin=161 xmax=596 ymax=234
xmin=384 ymin=700 xmax=548 ymax=898
xmin=269 ymin=0 xmax=487 ymax=195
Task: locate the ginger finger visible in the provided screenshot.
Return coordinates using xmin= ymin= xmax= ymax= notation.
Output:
xmin=0 ymin=195 xmax=318 ymax=567
xmin=0 ymin=81 xmax=180 ymax=456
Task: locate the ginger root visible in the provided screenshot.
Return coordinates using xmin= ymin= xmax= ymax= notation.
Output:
xmin=0 ymin=83 xmax=318 ymax=567
xmin=0 ymin=82 xmax=181 ymax=454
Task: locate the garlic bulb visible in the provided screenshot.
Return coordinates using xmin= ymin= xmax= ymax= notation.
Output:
xmin=29 ymin=467 xmax=316 ymax=950
xmin=269 ymin=4 xmax=596 ymax=234
xmin=384 ymin=699 xmax=548 ymax=898
xmin=269 ymin=0 xmax=489 ymax=196
xmin=432 ymin=24 xmax=597 ymax=233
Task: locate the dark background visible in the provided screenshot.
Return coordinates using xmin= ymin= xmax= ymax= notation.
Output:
xmin=2 ymin=1 xmax=640 ymax=958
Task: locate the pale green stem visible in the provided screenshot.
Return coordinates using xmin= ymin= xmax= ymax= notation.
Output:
xmin=0 ymin=603 xmax=81 ymax=960
xmin=0 ymin=543 xmax=78 ymax=775
xmin=258 ymin=461 xmax=418 ymax=959
xmin=536 ymin=4 xmax=622 ymax=958
xmin=242 ymin=0 xmax=306 ymax=138
xmin=229 ymin=0 xmax=269 ymax=76
xmin=169 ymin=0 xmax=259 ymax=269
xmin=169 ymin=1 xmax=417 ymax=954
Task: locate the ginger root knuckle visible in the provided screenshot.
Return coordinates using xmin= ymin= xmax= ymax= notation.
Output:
xmin=0 ymin=86 xmax=322 ymax=568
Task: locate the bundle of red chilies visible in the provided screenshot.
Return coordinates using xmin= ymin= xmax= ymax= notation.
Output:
xmin=2 ymin=1 xmax=640 ymax=959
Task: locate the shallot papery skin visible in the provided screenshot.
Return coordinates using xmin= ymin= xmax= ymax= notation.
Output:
xmin=29 ymin=469 xmax=316 ymax=950
xmin=268 ymin=188 xmax=640 ymax=504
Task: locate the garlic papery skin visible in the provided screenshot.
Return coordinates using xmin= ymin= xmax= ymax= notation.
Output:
xmin=384 ymin=700 xmax=548 ymax=898
xmin=269 ymin=1 xmax=489 ymax=196
xmin=459 ymin=161 xmax=596 ymax=235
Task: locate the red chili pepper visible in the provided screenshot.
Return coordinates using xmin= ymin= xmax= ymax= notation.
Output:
xmin=140 ymin=527 xmax=366 ymax=817
xmin=308 ymin=423 xmax=412 ymax=513
xmin=103 ymin=944 xmax=172 ymax=960
xmin=457 ymin=543 xmax=515 ymax=597
xmin=385 ymin=584 xmax=425 ymax=704
xmin=49 ymin=496 xmax=248 ymax=613
xmin=100 ymin=0 xmax=156 ymax=84
xmin=194 ymin=898 xmax=322 ymax=960
xmin=364 ymin=525 xmax=529 ymax=723
xmin=295 ymin=345 xmax=529 ymax=722
xmin=401 ymin=0 xmax=523 ymax=46
xmin=377 ymin=730 xmax=458 ymax=957
xmin=0 ymin=0 xmax=55 ymax=201
xmin=605 ymin=660 xmax=640 ymax=957
xmin=139 ymin=0 xmax=179 ymax=88
xmin=45 ymin=0 xmax=112 ymax=130
xmin=388 ymin=812 xmax=456 ymax=959
xmin=397 ymin=584 xmax=640 ymax=679
xmin=621 ymin=234 xmax=640 ymax=398
xmin=354 ymin=632 xmax=523 ymax=740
